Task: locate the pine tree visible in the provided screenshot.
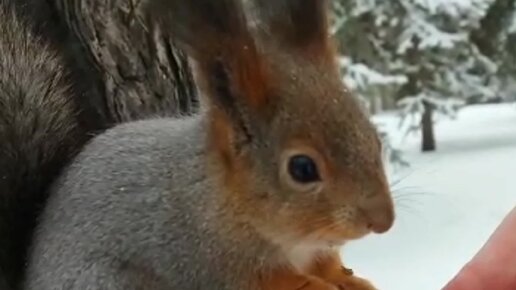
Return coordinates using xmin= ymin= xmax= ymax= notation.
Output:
xmin=332 ymin=0 xmax=499 ymax=153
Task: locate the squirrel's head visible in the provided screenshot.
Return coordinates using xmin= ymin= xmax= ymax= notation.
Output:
xmin=149 ymin=0 xmax=394 ymax=246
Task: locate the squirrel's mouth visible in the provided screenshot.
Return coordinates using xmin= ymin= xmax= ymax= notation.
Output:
xmin=309 ymin=220 xmax=372 ymax=245
xmin=330 ymin=228 xmax=371 ymax=242
xmin=326 ymin=240 xmax=347 ymax=247
xmin=322 ymin=210 xmax=375 ymax=242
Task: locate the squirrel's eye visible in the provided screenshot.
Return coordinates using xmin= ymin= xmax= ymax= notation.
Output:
xmin=288 ymin=155 xmax=320 ymax=183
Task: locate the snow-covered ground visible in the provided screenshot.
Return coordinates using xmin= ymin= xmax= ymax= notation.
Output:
xmin=343 ymin=103 xmax=516 ymax=290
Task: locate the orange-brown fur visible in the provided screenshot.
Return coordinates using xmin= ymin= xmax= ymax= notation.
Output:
xmin=257 ymin=251 xmax=375 ymax=290
xmin=149 ymin=0 xmax=394 ymax=289
xmin=259 ymin=267 xmax=337 ymax=290
xmin=307 ymin=251 xmax=377 ymax=290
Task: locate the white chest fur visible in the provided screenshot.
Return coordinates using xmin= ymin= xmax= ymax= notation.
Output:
xmin=284 ymin=243 xmax=330 ymax=272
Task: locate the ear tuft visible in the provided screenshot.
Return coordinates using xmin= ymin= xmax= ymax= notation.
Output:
xmin=146 ymin=0 xmax=271 ymax=141
xmin=147 ymin=0 xmax=258 ymax=62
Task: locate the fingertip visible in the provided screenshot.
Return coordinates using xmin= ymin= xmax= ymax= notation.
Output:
xmin=443 ymin=207 xmax=516 ymax=290
xmin=442 ymin=263 xmax=485 ymax=290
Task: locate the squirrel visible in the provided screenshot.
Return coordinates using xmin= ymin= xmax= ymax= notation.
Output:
xmin=24 ymin=0 xmax=395 ymax=289
xmin=0 ymin=2 xmax=97 ymax=289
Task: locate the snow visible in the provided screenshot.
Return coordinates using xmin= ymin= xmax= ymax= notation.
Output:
xmin=397 ymin=16 xmax=468 ymax=53
xmin=414 ymin=0 xmax=491 ymax=18
xmin=510 ymin=10 xmax=516 ymax=34
xmin=395 ymin=0 xmax=489 ymax=53
xmin=339 ymin=57 xmax=408 ymax=90
xmin=343 ymin=103 xmax=516 ymax=290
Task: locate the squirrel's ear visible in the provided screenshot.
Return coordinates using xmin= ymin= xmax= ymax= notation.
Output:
xmin=146 ymin=0 xmax=270 ymax=116
xmin=253 ymin=0 xmax=331 ymax=57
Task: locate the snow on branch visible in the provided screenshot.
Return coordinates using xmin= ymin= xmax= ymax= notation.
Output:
xmin=339 ymin=57 xmax=407 ymax=90
xmin=398 ymin=10 xmax=468 ymax=53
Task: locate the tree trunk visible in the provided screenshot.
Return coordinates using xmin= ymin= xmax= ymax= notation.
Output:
xmin=62 ymin=0 xmax=198 ymax=121
xmin=421 ymin=100 xmax=436 ymax=152
xmin=13 ymin=0 xmax=198 ymax=129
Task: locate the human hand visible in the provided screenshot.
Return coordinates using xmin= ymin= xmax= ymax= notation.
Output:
xmin=442 ymin=206 xmax=516 ymax=290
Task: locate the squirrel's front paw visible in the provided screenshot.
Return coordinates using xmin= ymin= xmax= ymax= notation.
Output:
xmin=295 ymin=276 xmax=340 ymax=290
xmin=261 ymin=272 xmax=339 ymax=290
xmin=328 ymin=267 xmax=377 ymax=290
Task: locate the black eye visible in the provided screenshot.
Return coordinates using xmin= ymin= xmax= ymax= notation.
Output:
xmin=288 ymin=155 xmax=320 ymax=183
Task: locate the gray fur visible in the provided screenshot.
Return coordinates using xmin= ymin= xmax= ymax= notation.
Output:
xmin=25 ymin=117 xmax=279 ymax=290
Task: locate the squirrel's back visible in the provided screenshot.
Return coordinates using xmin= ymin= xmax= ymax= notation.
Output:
xmin=26 ymin=117 xmax=268 ymax=290
xmin=0 ymin=2 xmax=89 ymax=289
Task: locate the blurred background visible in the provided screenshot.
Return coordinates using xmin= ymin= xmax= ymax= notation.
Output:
xmin=8 ymin=0 xmax=514 ymax=289
xmin=328 ymin=1 xmax=516 ymax=289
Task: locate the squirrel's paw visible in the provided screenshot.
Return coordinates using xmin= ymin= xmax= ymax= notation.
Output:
xmin=327 ymin=267 xmax=377 ymax=290
xmin=295 ymin=276 xmax=340 ymax=290
xmin=262 ymin=273 xmax=339 ymax=290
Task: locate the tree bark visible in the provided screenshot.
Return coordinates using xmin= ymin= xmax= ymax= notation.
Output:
xmin=13 ymin=0 xmax=198 ymax=129
xmin=57 ymin=0 xmax=198 ymax=122
xmin=421 ymin=100 xmax=436 ymax=152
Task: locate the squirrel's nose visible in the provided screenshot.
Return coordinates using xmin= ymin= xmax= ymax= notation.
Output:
xmin=360 ymin=190 xmax=395 ymax=234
